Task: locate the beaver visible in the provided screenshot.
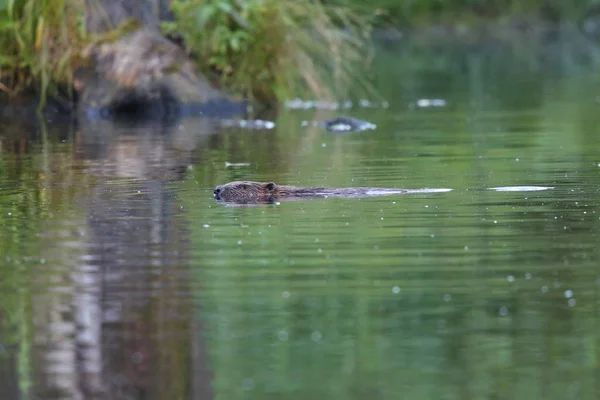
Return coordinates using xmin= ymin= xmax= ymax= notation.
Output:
xmin=213 ymin=181 xmax=452 ymax=204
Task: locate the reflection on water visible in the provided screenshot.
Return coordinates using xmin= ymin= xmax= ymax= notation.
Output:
xmin=2 ymin=26 xmax=600 ymax=399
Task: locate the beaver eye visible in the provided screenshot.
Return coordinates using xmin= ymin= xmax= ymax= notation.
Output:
xmin=266 ymin=182 xmax=276 ymax=191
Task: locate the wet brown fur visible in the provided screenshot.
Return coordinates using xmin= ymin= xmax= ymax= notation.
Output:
xmin=213 ymin=181 xmax=407 ymax=204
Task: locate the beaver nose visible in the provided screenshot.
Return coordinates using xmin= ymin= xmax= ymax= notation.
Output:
xmin=214 ymin=187 xmax=221 ymax=196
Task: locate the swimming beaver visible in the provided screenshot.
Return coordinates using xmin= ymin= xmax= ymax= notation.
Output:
xmin=213 ymin=181 xmax=452 ymax=204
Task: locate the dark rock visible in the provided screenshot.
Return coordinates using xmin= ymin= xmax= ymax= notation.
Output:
xmin=323 ymin=116 xmax=377 ymax=132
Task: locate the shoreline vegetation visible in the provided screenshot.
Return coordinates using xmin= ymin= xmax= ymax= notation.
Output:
xmin=0 ymin=0 xmax=597 ymax=110
xmin=327 ymin=0 xmax=587 ymax=27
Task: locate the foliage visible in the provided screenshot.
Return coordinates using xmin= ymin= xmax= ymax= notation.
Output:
xmin=326 ymin=0 xmax=593 ymax=26
xmin=163 ymin=0 xmax=373 ymax=103
xmin=1 ymin=0 xmax=592 ymax=106
xmin=0 ymin=0 xmax=86 ymax=106
xmin=0 ymin=0 xmax=372 ymax=106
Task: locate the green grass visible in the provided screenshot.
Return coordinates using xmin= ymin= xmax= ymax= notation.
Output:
xmin=0 ymin=0 xmax=373 ymax=106
xmin=163 ymin=0 xmax=373 ymax=103
xmin=0 ymin=0 xmax=85 ymax=106
xmin=0 ymin=0 xmax=591 ymax=107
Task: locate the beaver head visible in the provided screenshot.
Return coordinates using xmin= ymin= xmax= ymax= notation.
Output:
xmin=214 ymin=181 xmax=278 ymax=203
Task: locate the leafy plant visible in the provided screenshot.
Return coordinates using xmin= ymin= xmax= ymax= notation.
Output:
xmin=164 ymin=0 xmax=373 ymax=104
xmin=0 ymin=0 xmax=373 ymax=107
xmin=0 ymin=0 xmax=85 ymax=105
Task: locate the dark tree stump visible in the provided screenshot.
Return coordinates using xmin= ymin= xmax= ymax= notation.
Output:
xmin=77 ymin=0 xmax=238 ymax=116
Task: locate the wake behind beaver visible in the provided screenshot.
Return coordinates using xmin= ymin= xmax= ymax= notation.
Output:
xmin=213 ymin=181 xmax=453 ymax=204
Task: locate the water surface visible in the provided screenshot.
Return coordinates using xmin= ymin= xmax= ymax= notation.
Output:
xmin=1 ymin=27 xmax=600 ymax=399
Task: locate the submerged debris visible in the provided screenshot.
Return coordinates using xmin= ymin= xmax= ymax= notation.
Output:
xmin=412 ymin=98 xmax=447 ymax=108
xmin=302 ymin=116 xmax=377 ymax=132
xmin=220 ymin=119 xmax=276 ymax=129
xmin=284 ymin=98 xmax=389 ymax=110
xmin=324 ymin=116 xmax=376 ymax=132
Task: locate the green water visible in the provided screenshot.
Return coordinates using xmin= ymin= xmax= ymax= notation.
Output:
xmin=2 ymin=31 xmax=600 ymax=399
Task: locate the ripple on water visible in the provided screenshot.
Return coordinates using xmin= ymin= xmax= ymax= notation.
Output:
xmin=488 ymin=186 xmax=555 ymax=192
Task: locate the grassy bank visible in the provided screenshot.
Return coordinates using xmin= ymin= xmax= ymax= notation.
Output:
xmin=0 ymin=0 xmax=594 ymax=107
xmin=163 ymin=0 xmax=371 ymax=103
xmin=0 ymin=0 xmax=85 ymax=106
xmin=0 ymin=0 xmax=371 ymax=106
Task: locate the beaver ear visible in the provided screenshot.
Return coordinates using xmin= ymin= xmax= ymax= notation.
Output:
xmin=265 ymin=182 xmax=277 ymax=192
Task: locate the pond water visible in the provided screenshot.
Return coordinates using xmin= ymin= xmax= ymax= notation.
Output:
xmin=2 ymin=27 xmax=600 ymax=399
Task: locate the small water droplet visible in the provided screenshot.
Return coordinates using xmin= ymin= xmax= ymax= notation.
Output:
xmin=568 ymin=298 xmax=576 ymax=307
xmin=564 ymin=289 xmax=573 ymax=298
xmin=237 ymin=240 xmax=242 ymax=245
xmin=525 ymin=273 xmax=532 ymax=279
xmin=203 ymin=224 xmax=210 ymax=228
xmin=242 ymin=378 xmax=255 ymax=391
xmin=321 ymin=143 xmax=327 ymax=148
xmin=311 ymin=331 xmax=322 ymax=342
xmin=443 ymin=294 xmax=452 ymax=302
xmin=392 ymin=286 xmax=400 ymax=294
xmin=464 ymin=245 xmax=468 ymax=251
xmin=541 ymin=286 xmax=549 ymax=293
xmin=282 ymin=291 xmax=290 ymax=298
xmin=131 ymin=352 xmax=144 ymax=363
xmin=507 ymin=275 xmax=515 ymax=282
xmin=278 ymin=330 xmax=288 ymax=341
xmin=499 ymin=306 xmax=509 ymax=316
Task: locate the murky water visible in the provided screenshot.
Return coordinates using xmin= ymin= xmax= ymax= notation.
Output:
xmin=2 ymin=28 xmax=600 ymax=399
